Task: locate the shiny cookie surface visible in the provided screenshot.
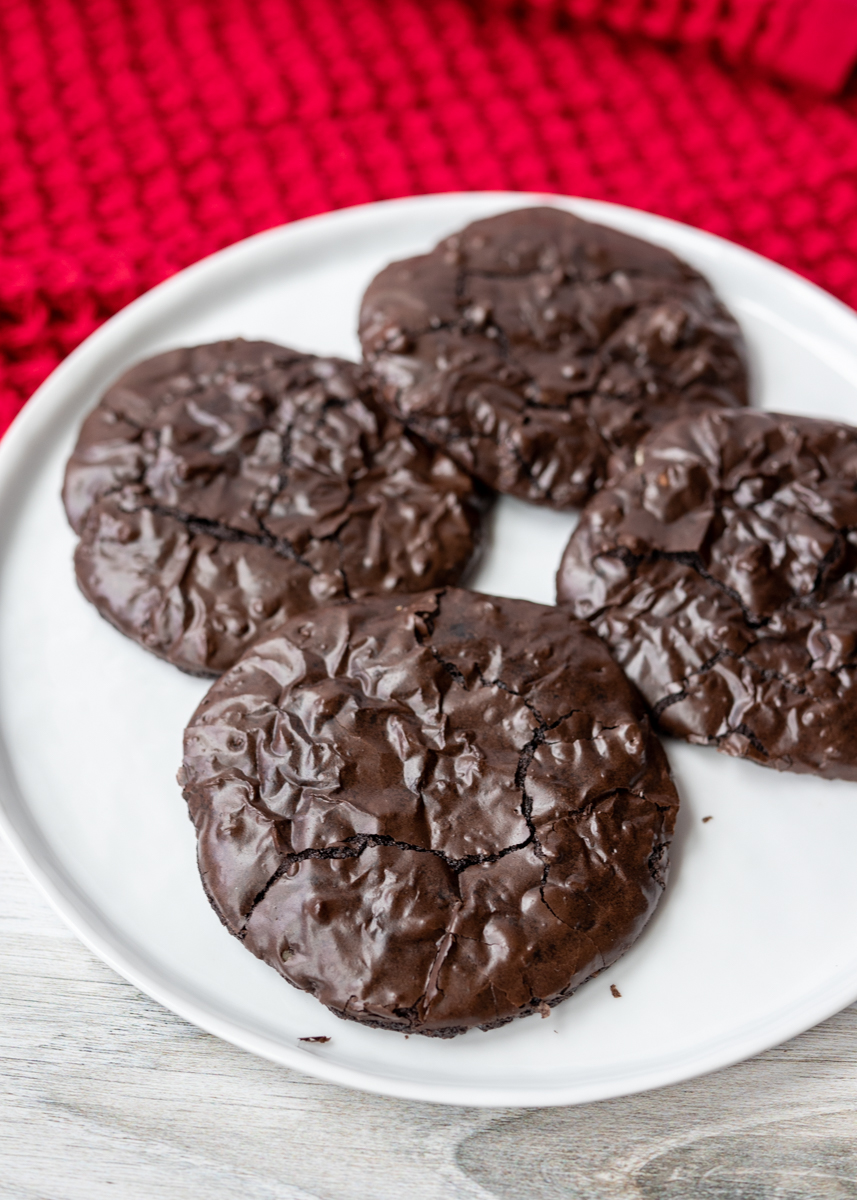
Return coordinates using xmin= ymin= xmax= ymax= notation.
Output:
xmin=558 ymin=408 xmax=857 ymax=779
xmin=360 ymin=207 xmax=747 ymax=509
xmin=180 ymin=588 xmax=678 ymax=1036
xmin=63 ymin=339 xmax=486 ymax=675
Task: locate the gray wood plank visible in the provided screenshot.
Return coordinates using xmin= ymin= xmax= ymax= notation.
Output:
xmin=4 ymin=835 xmax=857 ymax=1200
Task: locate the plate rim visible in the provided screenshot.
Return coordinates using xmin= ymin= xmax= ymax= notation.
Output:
xmin=3 ymin=191 xmax=857 ymax=1108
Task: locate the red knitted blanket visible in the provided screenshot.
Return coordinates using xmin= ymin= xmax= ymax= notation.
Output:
xmin=3 ymin=0 xmax=857 ymax=435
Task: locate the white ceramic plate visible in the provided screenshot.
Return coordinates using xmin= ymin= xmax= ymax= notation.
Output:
xmin=3 ymin=193 xmax=857 ymax=1109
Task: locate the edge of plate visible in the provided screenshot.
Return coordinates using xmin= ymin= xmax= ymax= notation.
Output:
xmin=2 ymin=192 xmax=857 ymax=1108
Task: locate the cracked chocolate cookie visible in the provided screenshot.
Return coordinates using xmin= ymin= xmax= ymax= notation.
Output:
xmin=557 ymin=409 xmax=857 ymax=779
xmin=180 ymin=587 xmax=679 ymax=1037
xmin=359 ymin=206 xmax=748 ymax=509
xmin=63 ymin=340 xmax=486 ymax=675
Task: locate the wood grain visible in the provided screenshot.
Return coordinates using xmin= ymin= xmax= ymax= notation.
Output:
xmin=3 ymin=834 xmax=857 ymax=1200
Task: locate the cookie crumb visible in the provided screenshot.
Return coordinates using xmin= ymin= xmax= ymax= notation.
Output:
xmin=610 ymin=984 xmax=622 ymax=998
xmin=702 ymin=815 xmax=713 ymax=823
xmin=299 ymin=1036 xmax=330 ymax=1043
xmin=538 ymin=1001 xmax=551 ymax=1019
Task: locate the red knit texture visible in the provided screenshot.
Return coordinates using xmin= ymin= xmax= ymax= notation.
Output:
xmin=524 ymin=0 xmax=857 ymax=93
xmin=3 ymin=0 xmax=857 ymax=436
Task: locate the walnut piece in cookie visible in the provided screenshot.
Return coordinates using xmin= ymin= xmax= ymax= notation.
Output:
xmin=557 ymin=409 xmax=857 ymax=779
xmin=360 ymin=207 xmax=747 ymax=509
xmin=180 ymin=587 xmax=679 ymax=1037
xmin=63 ymin=340 xmax=487 ymax=675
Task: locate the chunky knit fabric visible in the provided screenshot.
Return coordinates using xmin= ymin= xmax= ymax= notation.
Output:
xmin=3 ymin=0 xmax=857 ymax=435
xmin=521 ymin=0 xmax=857 ymax=93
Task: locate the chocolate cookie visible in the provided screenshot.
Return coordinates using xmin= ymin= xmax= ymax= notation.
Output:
xmin=557 ymin=409 xmax=857 ymax=779
xmin=63 ymin=340 xmax=486 ymax=675
xmin=359 ymin=206 xmax=747 ymax=509
xmin=180 ymin=587 xmax=679 ymax=1037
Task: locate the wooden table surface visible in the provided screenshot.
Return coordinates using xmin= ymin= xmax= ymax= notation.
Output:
xmin=3 ymin=833 xmax=857 ymax=1200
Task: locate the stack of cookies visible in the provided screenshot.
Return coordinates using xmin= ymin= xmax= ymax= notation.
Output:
xmin=63 ymin=207 xmax=857 ymax=1038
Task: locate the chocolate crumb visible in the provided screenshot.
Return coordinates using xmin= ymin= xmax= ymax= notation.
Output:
xmin=299 ymin=1036 xmax=331 ymax=1043
xmin=702 ymin=816 xmax=713 ymax=823
xmin=610 ymin=984 xmax=622 ymax=998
